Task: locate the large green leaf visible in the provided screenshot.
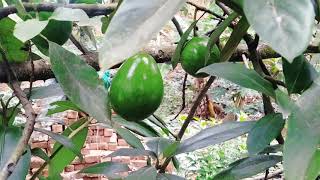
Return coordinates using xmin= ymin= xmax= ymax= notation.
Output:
xmin=243 ymin=0 xmax=315 ymax=62
xmin=199 ymin=63 xmax=275 ymax=97
xmin=49 ymin=42 xmax=111 ymax=124
xmin=79 ymin=162 xmax=129 ymax=178
xmin=48 ymin=118 xmax=88 ymax=177
xmin=157 ymin=173 xmax=186 ymax=180
xmin=213 ymin=155 xmax=282 ymax=180
xmin=14 ymin=19 xmax=49 ymax=43
xmin=282 ymin=55 xmax=318 ymax=94
xmin=27 ymin=83 xmax=64 ymax=100
xmin=306 ymin=149 xmax=320 ymax=180
xmin=283 ymin=83 xmax=320 ymax=180
xmin=116 ymin=127 xmax=144 ymax=149
xmin=0 ymin=126 xmax=31 ymax=180
xmin=126 ymin=166 xmax=157 ymax=180
xmin=31 ymin=147 xmax=50 ymax=162
xmin=145 ymin=137 xmax=174 ymax=157
xmin=0 ymin=18 xmax=28 ymax=62
xmin=177 ymin=121 xmax=254 ymax=154
xmin=247 ymin=113 xmax=285 ymax=155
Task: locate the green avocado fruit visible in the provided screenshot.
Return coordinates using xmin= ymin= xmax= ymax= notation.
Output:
xmin=181 ymin=37 xmax=220 ymax=78
xmin=109 ymin=53 xmax=164 ymax=121
xmin=31 ymin=12 xmax=72 ymax=55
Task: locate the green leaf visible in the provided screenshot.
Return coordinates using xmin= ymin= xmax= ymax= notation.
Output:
xmin=283 ymin=83 xmax=320 ymax=180
xmin=243 ymin=0 xmax=315 ymax=62
xmin=14 ymin=19 xmax=49 ymax=42
xmin=220 ymin=17 xmax=249 ymax=62
xmin=26 ymin=83 xmax=64 ymax=100
xmin=157 ymin=173 xmax=186 ymax=180
xmin=126 ymin=166 xmax=157 ymax=180
xmin=31 ymin=147 xmax=50 ymax=162
xmin=34 ymin=128 xmax=82 ymax=160
xmin=274 ymin=89 xmax=297 ymax=113
xmin=47 ymin=100 xmax=82 ymax=116
xmin=107 ymin=148 xmax=156 ymax=158
xmin=114 ymin=116 xmax=159 ymax=137
xmin=199 ymin=63 xmax=275 ymax=97
xmin=0 ymin=18 xmax=29 ymax=62
xmin=177 ymin=121 xmax=254 ymax=154
xmin=79 ymin=162 xmax=129 ymax=178
xmin=145 ymin=137 xmax=174 ymax=156
xmin=282 ymin=55 xmax=318 ymax=94
xmin=49 ymin=42 xmax=111 ymax=124
xmin=50 ymin=7 xmax=90 ymax=25
xmin=306 ymin=149 xmax=320 ymax=180
xmin=116 ymin=127 xmax=144 ymax=149
xmin=147 ymin=115 xmax=171 ymax=136
xmin=101 ymin=0 xmax=123 ymax=34
xmin=205 ymin=12 xmax=238 ymax=64
xmin=213 ymin=155 xmax=282 ymax=180
xmin=162 ymin=141 xmax=180 ymax=158
xmin=48 ymin=118 xmax=88 ymax=177
xmin=171 ymin=20 xmax=198 ymax=69
xmin=0 ymin=126 xmax=31 ymax=180
xmin=247 ymin=113 xmax=285 ymax=155
xmin=259 ymin=144 xmax=283 ymax=155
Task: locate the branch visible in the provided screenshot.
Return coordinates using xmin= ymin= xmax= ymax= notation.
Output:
xmin=170 ymin=73 xmax=188 ymax=121
xmin=0 ymin=2 xmax=116 ymax=19
xmin=0 ymin=50 xmax=36 ymax=179
xmin=171 ymin=17 xmax=183 ymax=37
xmin=187 ymin=1 xmax=225 ymax=20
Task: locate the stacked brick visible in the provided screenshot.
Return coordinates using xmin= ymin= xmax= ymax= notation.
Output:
xmin=29 ymin=111 xmax=148 ymax=180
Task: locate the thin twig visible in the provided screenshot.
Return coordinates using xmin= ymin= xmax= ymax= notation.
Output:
xmin=159 ymin=76 xmax=216 ymax=173
xmin=216 ymin=1 xmax=231 ymax=15
xmin=187 ymin=1 xmax=225 ymax=20
xmin=170 ymin=73 xmax=188 ymax=121
xmin=70 ymin=34 xmax=89 ymax=55
xmin=27 ymin=43 xmax=34 ymax=100
xmin=0 ymin=49 xmax=36 ymax=180
xmin=171 ymin=17 xmax=183 ymax=37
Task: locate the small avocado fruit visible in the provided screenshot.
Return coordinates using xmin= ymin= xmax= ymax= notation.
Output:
xmin=181 ymin=37 xmax=220 ymax=77
xmin=109 ymin=52 xmax=164 ymax=121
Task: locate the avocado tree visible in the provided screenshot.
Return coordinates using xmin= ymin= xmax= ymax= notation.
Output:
xmin=0 ymin=0 xmax=319 ymax=179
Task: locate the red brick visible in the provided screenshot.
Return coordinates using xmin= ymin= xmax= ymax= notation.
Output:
xmin=65 ymin=165 xmax=74 ymax=172
xmin=117 ymin=146 xmax=130 ymax=150
xmin=101 ymin=136 xmax=111 ymax=143
xmin=108 ymin=142 xmax=117 ymax=151
xmin=131 ymin=160 xmax=147 ymax=168
xmin=109 ymin=133 xmax=117 ymax=143
xmin=31 ymin=141 xmax=48 ymax=149
xmin=130 ymin=156 xmax=147 ymax=160
xmin=74 ymin=164 xmax=85 ymax=171
xmin=81 ymin=149 xmax=90 ymax=155
xmin=98 ymin=129 xmax=104 ymax=136
xmin=0 ymin=83 xmax=10 ymax=91
xmin=111 ymin=157 xmax=122 ymax=163
xmin=104 ymin=129 xmax=113 ymax=137
xmin=30 ymin=157 xmax=45 ymax=169
xmin=88 ymin=143 xmax=99 ymax=150
xmin=52 ymin=124 xmax=63 ymax=133
xmin=118 ymin=139 xmax=128 ymax=146
xmin=101 ymin=156 xmax=111 ymax=162
xmin=67 ymin=111 xmax=78 ymax=119
xmin=88 ymin=129 xmax=94 ymax=136
xmin=98 ymin=143 xmax=108 ymax=150
xmin=84 ymin=154 xmax=101 ymax=164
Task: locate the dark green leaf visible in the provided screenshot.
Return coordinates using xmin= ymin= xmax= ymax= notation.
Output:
xmin=0 ymin=126 xmax=31 ymax=180
xmin=79 ymin=162 xmax=129 ymax=178
xmin=157 ymin=173 xmax=186 ymax=180
xmin=162 ymin=141 xmax=180 ymax=158
xmin=177 ymin=121 xmax=255 ymax=154
xmin=14 ymin=19 xmax=48 ymax=42
xmin=247 ymin=113 xmax=285 ymax=155
xmin=47 ymin=100 xmax=82 ymax=116
xmin=116 ymin=127 xmax=144 ymax=149
xmin=199 ymin=63 xmax=275 ymax=97
xmin=49 ymin=42 xmax=111 ymax=124
xmin=220 ymin=17 xmax=249 ymax=62
xmin=171 ymin=20 xmax=198 ymax=69
xmin=243 ymin=0 xmax=315 ymax=62
xmin=282 ymin=55 xmax=318 ymax=94
xmin=126 ymin=166 xmax=157 ymax=180
xmin=205 ymin=12 xmax=238 ymax=64
xmin=34 ymin=127 xmax=82 ymax=160
xmin=145 ymin=137 xmax=174 ymax=156
xmin=0 ymin=18 xmax=28 ymax=62
xmin=283 ymin=83 xmax=320 ymax=179
xmin=259 ymin=144 xmax=283 ymax=154
xmin=213 ymin=155 xmax=282 ymax=180
xmin=146 ymin=115 xmax=172 ymax=136
xmin=48 ymin=118 xmax=88 ymax=177
xmin=31 ymin=147 xmax=50 ymax=162
xmin=172 ymin=157 xmax=180 ymax=170
xmin=107 ymin=148 xmax=156 ymax=158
